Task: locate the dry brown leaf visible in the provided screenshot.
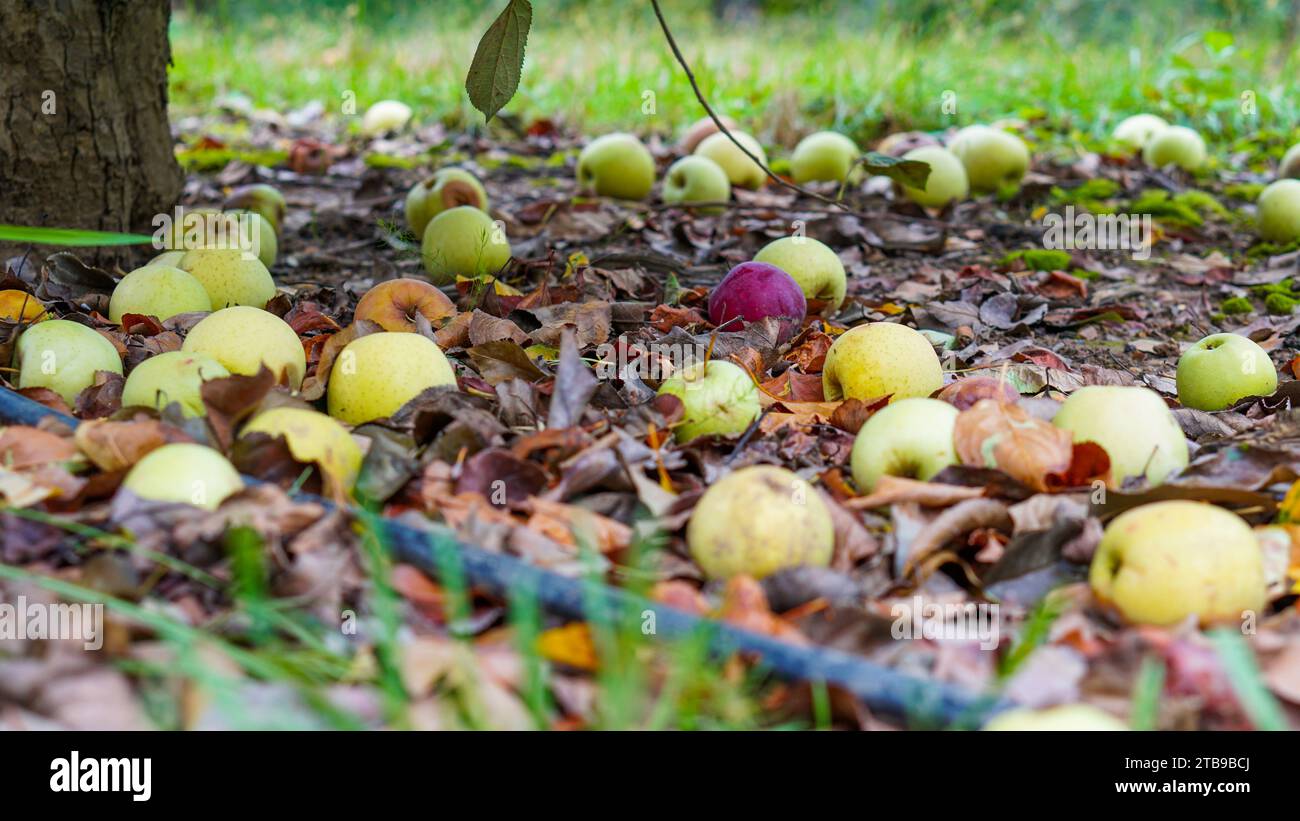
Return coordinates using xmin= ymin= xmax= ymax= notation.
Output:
xmin=73 ymin=417 xmax=192 ymax=472
xmin=954 ymin=399 xmax=1073 ymax=491
xmin=846 ymin=475 xmax=986 ymax=509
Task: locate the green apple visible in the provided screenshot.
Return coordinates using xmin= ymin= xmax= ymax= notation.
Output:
xmin=178 ymin=248 xmax=277 ymax=309
xmin=576 ymin=133 xmax=656 ymax=200
xmin=223 ymin=183 xmax=287 ymax=235
xmin=1090 ymin=500 xmax=1265 ymax=626
xmin=182 ymin=306 xmax=306 ymax=389
xmin=850 ymin=398 xmax=958 ymax=492
xmin=1256 ymin=178 xmax=1300 ymax=243
xmin=898 ymin=146 xmax=968 ymax=208
xmin=327 ymin=332 xmax=456 ymax=424
xmin=686 ymin=465 xmax=834 ymax=580
xmin=753 ymin=236 xmax=847 ymax=314
xmin=1111 ymin=113 xmax=1169 ymax=153
xmin=948 ymin=125 xmax=1030 ymax=193
xmin=242 ymin=406 xmax=363 ymax=494
xmin=678 ymin=115 xmax=737 ymax=154
xmin=823 ymin=322 xmax=943 ymax=403
xmin=420 ymin=206 xmax=512 ymax=286
xmin=16 ymin=320 xmax=123 ymax=405
xmin=121 ymin=351 xmax=230 ymax=417
xmin=1280 ymin=143 xmax=1300 ymax=180
xmin=695 ymin=131 xmax=768 ymax=189
xmin=656 ymin=359 xmax=760 ymax=442
xmin=226 ymin=210 xmax=278 ymax=269
xmin=361 ymin=99 xmax=412 ymax=135
xmin=790 ymin=131 xmax=860 ymax=184
xmin=1176 ymin=333 xmax=1277 ymax=411
xmin=874 ymin=131 xmax=940 ymax=158
xmin=147 ymin=250 xmax=186 ymax=269
xmin=405 ymin=168 xmax=489 ymax=239
xmin=121 ymin=443 xmax=244 ymax=511
xmin=984 ymin=704 xmax=1128 ymax=731
xmin=163 ymin=207 xmax=221 ymax=252
xmin=1052 ymin=386 xmax=1188 ymax=487
xmin=1142 ymin=125 xmax=1206 ymax=171
xmin=661 ymin=156 xmax=731 ymax=212
xmin=109 ymin=265 xmax=212 ymax=325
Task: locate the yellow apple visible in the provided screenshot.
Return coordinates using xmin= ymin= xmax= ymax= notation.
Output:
xmin=225 ymin=210 xmax=278 ymax=269
xmin=984 ymin=704 xmax=1128 ymax=731
xmin=898 ymin=146 xmax=969 ymax=208
xmin=121 ymin=351 xmax=230 ymax=417
xmin=694 ymin=131 xmax=768 ymax=189
xmin=121 ymin=443 xmax=244 ymax=511
xmin=1052 ymin=386 xmax=1188 ymax=487
xmin=1112 ymin=113 xmax=1169 ymax=153
xmin=178 ymin=248 xmax=277 ymax=309
xmin=420 ymin=206 xmax=512 ymax=286
xmin=1143 ymin=125 xmax=1206 ymax=172
xmin=576 ymin=133 xmax=656 ymax=200
xmin=753 ymin=236 xmax=847 ymax=314
xmin=15 ymin=320 xmax=122 ymax=405
xmin=1281 ymin=143 xmax=1300 ymax=180
xmin=223 ymin=183 xmax=287 ymax=235
xmin=948 ymin=125 xmax=1030 ymax=193
xmin=108 ymin=265 xmax=212 ymax=324
xmin=181 ymin=306 xmax=306 ymax=389
xmin=147 ymin=250 xmax=186 ymax=269
xmin=327 ymin=332 xmax=457 ymax=424
xmin=361 ymin=99 xmax=412 ymax=135
xmin=823 ymin=322 xmax=943 ymax=402
xmin=850 ymin=398 xmax=958 ymax=492
xmin=790 ymin=131 xmax=860 ymax=184
xmin=686 ymin=465 xmax=834 ymax=580
xmin=1090 ymin=500 xmax=1265 ymax=626
xmin=242 ymin=406 xmax=364 ymax=494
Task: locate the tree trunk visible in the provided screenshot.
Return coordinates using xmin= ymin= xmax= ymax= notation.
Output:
xmin=0 ymin=0 xmax=182 ymax=260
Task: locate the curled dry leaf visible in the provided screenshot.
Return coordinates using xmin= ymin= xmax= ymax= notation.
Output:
xmin=953 ymin=398 xmax=1073 ymax=492
xmin=73 ymin=417 xmax=193 ymax=473
xmin=845 ymin=474 xmax=986 ymax=509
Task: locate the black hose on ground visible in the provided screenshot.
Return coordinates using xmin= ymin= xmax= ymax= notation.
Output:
xmin=0 ymin=385 xmax=1010 ymax=726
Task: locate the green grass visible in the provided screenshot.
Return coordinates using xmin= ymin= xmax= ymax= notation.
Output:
xmin=169 ymin=2 xmax=1300 ymax=153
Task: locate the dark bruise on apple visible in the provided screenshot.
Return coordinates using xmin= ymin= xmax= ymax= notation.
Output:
xmin=707 ymin=261 xmax=807 ymax=343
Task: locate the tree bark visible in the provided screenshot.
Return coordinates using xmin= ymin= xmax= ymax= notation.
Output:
xmin=0 ymin=0 xmax=183 ymax=259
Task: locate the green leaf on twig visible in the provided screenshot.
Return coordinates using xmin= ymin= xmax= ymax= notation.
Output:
xmin=466 ymin=0 xmax=533 ymax=122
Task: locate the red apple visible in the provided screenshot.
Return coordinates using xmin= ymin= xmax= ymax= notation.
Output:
xmin=708 ymin=262 xmax=807 ymax=343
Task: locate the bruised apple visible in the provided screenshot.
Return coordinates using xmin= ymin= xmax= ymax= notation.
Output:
xmin=354 ymin=278 xmax=455 ymax=332
xmin=405 ymin=168 xmax=489 ymax=239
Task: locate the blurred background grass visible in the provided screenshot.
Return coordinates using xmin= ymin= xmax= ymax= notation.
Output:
xmin=170 ymin=0 xmax=1300 ymax=147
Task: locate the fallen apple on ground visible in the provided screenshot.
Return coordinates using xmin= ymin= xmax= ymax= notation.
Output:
xmin=707 ymin=261 xmax=807 ymax=343
xmin=822 ymin=322 xmax=944 ymax=402
xmin=420 ymin=205 xmax=512 ymax=285
xmin=694 ymin=130 xmax=768 ymax=189
xmin=0 ymin=290 xmax=47 ymax=322
xmin=242 ymin=406 xmax=364 ymax=494
xmin=361 ymin=99 xmax=412 ymax=135
xmin=1256 ymin=178 xmax=1300 ymax=243
xmin=678 ymin=114 xmax=738 ymax=154
xmin=1111 ymin=113 xmax=1168 ymax=153
xmin=178 ymin=248 xmax=277 ymax=309
xmin=1052 ymin=385 xmax=1187 ymax=486
xmin=327 ymin=332 xmax=457 ymax=424
xmin=121 ymin=443 xmax=244 ymax=511
xmin=656 ymin=359 xmax=760 ymax=442
xmin=226 ymin=209 xmax=278 ymax=269
xmin=790 ymin=131 xmax=860 ymax=184
xmin=686 ymin=465 xmax=834 ymax=580
xmin=121 ymin=351 xmax=230 ymax=417
xmin=182 ymin=306 xmax=307 ymax=389
xmin=15 ymin=319 xmax=123 ymax=405
xmin=898 ymin=146 xmax=968 ymax=208
xmin=1176 ymin=332 xmax=1277 ymax=410
xmin=984 ymin=704 xmax=1128 ymax=731
xmin=753 ymin=236 xmax=847 ymax=314
xmin=405 ymin=168 xmax=489 ymax=239
xmin=1142 ymin=125 xmax=1206 ymax=171
xmin=576 ymin=133 xmax=656 ymax=201
xmin=354 ymin=278 xmax=456 ymax=332
xmin=948 ymin=125 xmax=1030 ymax=193
xmin=874 ymin=131 xmax=940 ymax=158
xmin=850 ymin=398 xmax=958 ymax=492
xmin=1281 ymin=143 xmax=1300 ymax=179
xmin=223 ymin=183 xmax=287 ymax=235
xmin=1090 ymin=500 xmax=1265 ymax=626
xmin=108 ymin=264 xmax=212 ymax=324
xmin=661 ymin=155 xmax=731 ymax=212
